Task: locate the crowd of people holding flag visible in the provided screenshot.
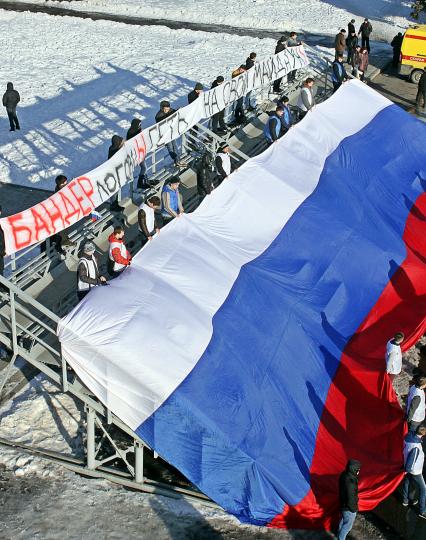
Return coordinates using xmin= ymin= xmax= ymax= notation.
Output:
xmin=0 ymin=12 xmax=425 ymax=537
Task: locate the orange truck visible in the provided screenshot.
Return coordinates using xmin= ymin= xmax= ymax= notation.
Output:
xmin=399 ymin=25 xmax=426 ymax=83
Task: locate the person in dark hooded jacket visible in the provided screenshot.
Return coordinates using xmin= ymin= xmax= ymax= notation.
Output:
xmin=108 ymin=135 xmax=124 ymax=159
xmin=338 ymin=460 xmax=361 ymax=540
xmin=273 ymin=37 xmax=287 ymax=93
xmin=2 ymin=82 xmax=20 ymax=131
xmin=196 ymin=152 xmax=214 ymax=202
xmin=108 ymin=135 xmax=125 ymax=211
xmin=126 ymin=118 xmax=149 ymax=189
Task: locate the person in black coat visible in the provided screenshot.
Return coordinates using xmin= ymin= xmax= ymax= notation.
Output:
xmin=196 ymin=152 xmax=214 ymax=202
xmin=155 ymin=101 xmax=182 ymax=166
xmin=108 ymin=136 xmax=125 ymax=211
xmin=211 ymin=76 xmax=227 ymax=134
xmin=346 ymin=32 xmax=358 ymax=64
xmin=126 ymin=118 xmax=149 ymax=189
xmin=2 ymin=82 xmax=20 ymax=132
xmin=188 ymin=82 xmax=203 ymax=104
xmin=358 ymin=19 xmax=372 ymax=53
xmin=338 ymin=460 xmax=361 ymax=540
xmin=273 ymin=37 xmax=287 ymax=93
xmin=391 ymin=32 xmax=403 ymax=68
xmin=416 ymin=67 xmax=426 ymax=113
xmin=108 ymin=135 xmax=124 ymax=159
xmin=187 ymin=83 xmax=203 ymax=144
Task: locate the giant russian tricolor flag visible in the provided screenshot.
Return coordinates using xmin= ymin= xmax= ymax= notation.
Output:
xmin=58 ymin=80 xmax=426 ymax=529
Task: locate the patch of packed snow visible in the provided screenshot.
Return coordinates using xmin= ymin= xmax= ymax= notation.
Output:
xmin=0 ymin=375 xmax=83 ymax=477
xmin=0 ymin=9 xmax=281 ymax=189
xmin=17 ymin=0 xmax=413 ymax=39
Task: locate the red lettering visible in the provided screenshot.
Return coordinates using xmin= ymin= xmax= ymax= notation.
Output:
xmin=7 ymin=213 xmax=33 ymax=250
xmin=58 ymin=190 xmax=81 ymax=225
xmin=41 ymin=197 xmax=66 ymax=232
xmin=134 ymin=133 xmax=147 ymax=162
xmin=76 ymin=176 xmax=95 ymax=207
xmin=68 ymin=179 xmax=92 ymax=217
xmin=31 ymin=207 xmax=52 ymax=241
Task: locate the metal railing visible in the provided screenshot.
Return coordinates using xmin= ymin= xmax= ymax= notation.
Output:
xmin=0 ymin=46 xmax=334 ymax=496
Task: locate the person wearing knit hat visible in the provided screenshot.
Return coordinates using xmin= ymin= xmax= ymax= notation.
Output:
xmin=155 ymin=100 xmax=184 ymax=167
xmin=77 ymin=240 xmax=106 ymax=301
xmin=187 ymin=83 xmax=204 ymax=146
xmin=188 ymin=82 xmax=204 ymax=104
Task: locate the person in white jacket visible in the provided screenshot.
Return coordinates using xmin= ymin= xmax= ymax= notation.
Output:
xmin=406 ymin=375 xmax=426 ymax=432
xmin=402 ymin=426 xmax=426 ymax=519
xmin=385 ymin=332 xmax=404 ymax=383
xmin=297 ymin=78 xmax=315 ymax=120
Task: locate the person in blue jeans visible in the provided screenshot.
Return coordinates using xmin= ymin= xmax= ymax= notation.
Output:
xmin=402 ymin=426 xmax=426 ymax=519
xmin=338 ymin=459 xmax=361 ymax=539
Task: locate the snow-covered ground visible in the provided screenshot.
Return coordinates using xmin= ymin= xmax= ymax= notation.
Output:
xmin=16 ymin=0 xmax=413 ymax=40
xmin=0 ymin=9 xmax=280 ymax=189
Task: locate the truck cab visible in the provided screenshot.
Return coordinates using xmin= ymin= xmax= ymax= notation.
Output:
xmin=399 ymin=25 xmax=426 ymax=84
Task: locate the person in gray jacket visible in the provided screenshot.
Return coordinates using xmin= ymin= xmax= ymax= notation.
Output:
xmin=402 ymin=426 xmax=426 ymax=519
xmin=297 ymin=78 xmax=315 ymax=119
xmin=2 ymin=82 xmax=20 ymax=132
xmin=286 ymin=32 xmax=302 ymax=83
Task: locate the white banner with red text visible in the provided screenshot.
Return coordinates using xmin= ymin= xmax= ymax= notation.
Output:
xmin=0 ymin=45 xmax=309 ymax=255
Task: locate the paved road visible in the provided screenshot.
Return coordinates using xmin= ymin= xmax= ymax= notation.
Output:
xmin=0 ymin=0 xmax=336 ymax=46
xmin=370 ymin=65 xmax=420 ymax=114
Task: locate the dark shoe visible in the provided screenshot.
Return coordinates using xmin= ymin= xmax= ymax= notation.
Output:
xmin=110 ymin=201 xmax=124 ymax=212
xmin=402 ymin=500 xmax=409 ymax=507
xmin=419 ymin=512 xmax=426 ymax=520
xmin=16 ymin=126 xmax=20 ymax=130
xmin=9 ymin=128 xmax=15 ymax=132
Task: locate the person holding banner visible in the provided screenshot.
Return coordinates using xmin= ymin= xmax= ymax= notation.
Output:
xmin=155 ymin=101 xmax=184 ymax=168
xmin=126 ymin=118 xmax=149 ymax=189
xmin=245 ymin=53 xmax=257 ymax=111
xmin=211 ymin=76 xmax=227 ymax=134
xmin=108 ymin=135 xmax=125 ymax=212
xmin=286 ymin=33 xmax=302 ymax=84
xmin=231 ymin=65 xmax=247 ymax=125
xmin=273 ymin=36 xmax=287 ymax=93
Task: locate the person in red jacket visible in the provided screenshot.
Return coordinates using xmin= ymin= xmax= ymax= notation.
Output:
xmin=108 ymin=226 xmax=132 ymax=277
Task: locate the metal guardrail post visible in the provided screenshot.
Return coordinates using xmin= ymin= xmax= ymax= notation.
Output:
xmin=152 ymin=148 xmax=157 ymax=174
xmin=86 ymin=406 xmax=96 ymax=470
xmin=0 ymin=289 xmax=19 ymax=397
xmin=61 ymin=353 xmax=68 ymax=393
xmin=135 ymin=442 xmax=144 ymax=484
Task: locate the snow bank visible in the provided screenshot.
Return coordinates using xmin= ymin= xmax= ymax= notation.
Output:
xmin=0 ymin=9 xmax=278 ymax=189
xmin=16 ymin=0 xmax=413 ymax=40
xmin=0 ymin=375 xmax=82 ymax=477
